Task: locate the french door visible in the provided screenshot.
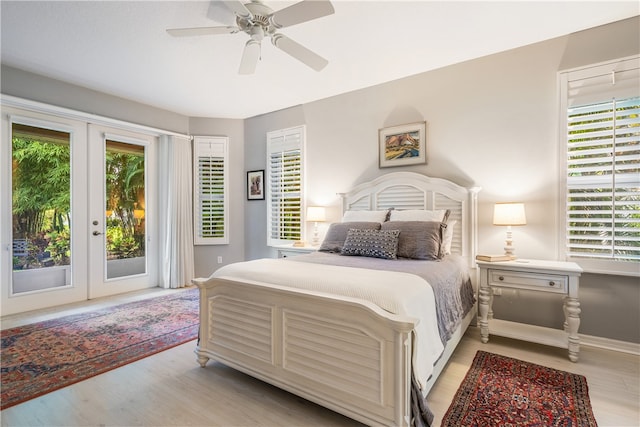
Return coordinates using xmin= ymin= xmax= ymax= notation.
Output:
xmin=1 ymin=108 xmax=158 ymax=315
xmin=87 ymin=124 xmax=157 ymax=299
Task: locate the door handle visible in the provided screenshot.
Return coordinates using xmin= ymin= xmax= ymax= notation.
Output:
xmin=92 ymin=231 xmax=103 ymax=236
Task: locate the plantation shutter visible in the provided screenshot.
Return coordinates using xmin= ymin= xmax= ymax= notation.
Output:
xmin=193 ymin=136 xmax=228 ymax=245
xmin=561 ymin=56 xmax=640 ymax=273
xmin=267 ymin=126 xmax=304 ymax=246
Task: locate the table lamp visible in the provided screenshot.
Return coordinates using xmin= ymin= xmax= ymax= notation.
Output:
xmin=493 ymin=202 xmax=526 ymax=259
xmin=306 ymin=206 xmax=326 ymax=246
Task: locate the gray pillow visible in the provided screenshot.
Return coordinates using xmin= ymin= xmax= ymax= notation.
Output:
xmin=318 ymin=222 xmax=381 ymax=253
xmin=381 ymin=221 xmax=445 ymax=260
xmin=341 ymin=228 xmax=400 ymax=260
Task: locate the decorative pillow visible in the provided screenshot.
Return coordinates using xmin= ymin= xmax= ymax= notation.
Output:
xmin=341 ymin=228 xmax=400 ymax=260
xmin=442 ymin=220 xmax=457 ymax=255
xmin=389 ymin=209 xmax=448 ymax=222
xmin=341 ymin=210 xmax=389 ymax=223
xmin=318 ymin=222 xmax=381 ymax=253
xmin=381 ymin=221 xmax=445 ymax=260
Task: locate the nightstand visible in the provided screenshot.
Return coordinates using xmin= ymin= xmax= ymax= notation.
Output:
xmin=276 ymin=245 xmax=317 ymax=258
xmin=476 ymin=259 xmax=583 ymax=362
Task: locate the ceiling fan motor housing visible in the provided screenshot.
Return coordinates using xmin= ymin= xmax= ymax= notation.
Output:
xmin=238 ymin=2 xmax=274 ymax=37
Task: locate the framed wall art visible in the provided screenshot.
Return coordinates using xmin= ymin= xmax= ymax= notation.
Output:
xmin=379 ymin=121 xmax=427 ymax=168
xmin=247 ymin=170 xmax=264 ymax=200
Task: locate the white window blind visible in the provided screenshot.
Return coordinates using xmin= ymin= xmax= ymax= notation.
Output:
xmin=560 ymin=56 xmax=640 ymax=275
xmin=267 ymin=126 xmax=304 ymax=246
xmin=193 ymin=136 xmax=228 ymax=245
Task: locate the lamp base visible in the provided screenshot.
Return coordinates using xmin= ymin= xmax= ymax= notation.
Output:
xmin=311 ymin=222 xmax=320 ymax=246
xmin=503 ymin=228 xmax=517 ymax=260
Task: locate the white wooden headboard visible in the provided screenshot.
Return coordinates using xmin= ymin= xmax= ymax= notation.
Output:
xmin=338 ymin=172 xmax=481 ymax=267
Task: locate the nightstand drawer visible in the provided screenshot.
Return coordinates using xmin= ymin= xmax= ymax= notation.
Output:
xmin=488 ymin=269 xmax=567 ymax=293
xmin=276 ymin=246 xmax=316 ymax=258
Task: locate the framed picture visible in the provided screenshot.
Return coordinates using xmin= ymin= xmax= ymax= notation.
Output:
xmin=247 ymin=170 xmax=264 ymax=200
xmin=379 ymin=121 xmax=427 ymax=168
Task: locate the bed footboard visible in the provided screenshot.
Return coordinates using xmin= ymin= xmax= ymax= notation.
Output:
xmin=193 ymin=277 xmax=418 ymax=427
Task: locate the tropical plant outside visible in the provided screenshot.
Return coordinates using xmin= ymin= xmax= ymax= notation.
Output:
xmin=12 ymin=126 xmax=146 ymax=271
xmin=105 ymin=143 xmax=146 ymax=261
xmin=12 ymin=132 xmax=71 ymax=270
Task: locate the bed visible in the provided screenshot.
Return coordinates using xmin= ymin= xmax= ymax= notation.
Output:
xmin=192 ymin=172 xmax=480 ymax=426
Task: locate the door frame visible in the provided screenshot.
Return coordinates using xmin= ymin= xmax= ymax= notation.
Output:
xmin=87 ymin=124 xmax=158 ymax=299
xmin=1 ymin=108 xmax=89 ymax=315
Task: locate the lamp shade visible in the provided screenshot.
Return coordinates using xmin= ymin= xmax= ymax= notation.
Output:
xmin=306 ymin=206 xmax=326 ymax=222
xmin=493 ymin=202 xmax=526 ymax=226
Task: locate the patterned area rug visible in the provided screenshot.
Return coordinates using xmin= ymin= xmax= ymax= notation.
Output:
xmin=1 ymin=288 xmax=199 ymax=410
xmin=442 ymin=350 xmax=598 ymax=426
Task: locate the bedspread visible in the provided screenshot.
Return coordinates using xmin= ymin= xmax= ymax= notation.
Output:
xmin=290 ymin=252 xmax=475 ymax=343
xmin=212 ymin=258 xmax=444 ymax=389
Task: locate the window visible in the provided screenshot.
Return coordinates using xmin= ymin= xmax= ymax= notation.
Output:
xmin=560 ymin=56 xmax=639 ymax=275
xmin=267 ymin=126 xmax=304 ymax=246
xmin=193 ymin=136 xmax=228 ymax=245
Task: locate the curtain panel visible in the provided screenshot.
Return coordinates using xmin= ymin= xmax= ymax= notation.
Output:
xmin=159 ymin=135 xmax=195 ymax=288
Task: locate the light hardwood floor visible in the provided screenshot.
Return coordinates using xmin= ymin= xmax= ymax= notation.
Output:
xmin=1 ymin=289 xmax=638 ymax=427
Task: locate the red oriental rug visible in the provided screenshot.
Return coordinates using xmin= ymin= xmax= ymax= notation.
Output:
xmin=1 ymin=288 xmax=199 ymax=410
xmin=442 ymin=350 xmax=598 ymax=427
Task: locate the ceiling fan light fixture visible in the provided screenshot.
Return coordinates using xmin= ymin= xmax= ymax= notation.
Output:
xmin=249 ymin=25 xmax=265 ymax=42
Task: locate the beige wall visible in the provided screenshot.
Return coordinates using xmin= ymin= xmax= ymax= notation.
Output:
xmin=244 ymin=17 xmax=640 ymax=344
xmin=1 ymin=65 xmax=190 ymax=134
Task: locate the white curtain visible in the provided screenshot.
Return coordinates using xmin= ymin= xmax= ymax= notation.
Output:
xmin=158 ymin=135 xmax=195 ymax=288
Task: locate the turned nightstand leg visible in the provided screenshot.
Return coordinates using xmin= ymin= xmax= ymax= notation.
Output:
xmin=564 ymin=296 xmax=581 ymax=362
xmin=479 ymin=286 xmax=491 ymax=343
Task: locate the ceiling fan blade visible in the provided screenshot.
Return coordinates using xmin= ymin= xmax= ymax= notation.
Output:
xmin=270 ymin=0 xmax=334 ymax=29
xmin=239 ymin=39 xmax=261 ymax=74
xmin=271 ymin=33 xmax=328 ymax=71
xmin=167 ymin=26 xmax=238 ymax=37
xmin=222 ymin=0 xmax=253 ymax=20
xmin=207 ymin=1 xmax=237 ymax=24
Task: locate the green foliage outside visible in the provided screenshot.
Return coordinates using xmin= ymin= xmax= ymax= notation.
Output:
xmin=105 ymin=149 xmax=146 ymax=260
xmin=12 ymin=137 xmax=71 ymax=270
xmin=12 ymin=134 xmax=146 ymax=270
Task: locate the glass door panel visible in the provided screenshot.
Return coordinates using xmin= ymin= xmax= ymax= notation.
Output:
xmin=105 ymin=140 xmax=146 ymax=279
xmin=11 ymin=123 xmax=72 ymax=293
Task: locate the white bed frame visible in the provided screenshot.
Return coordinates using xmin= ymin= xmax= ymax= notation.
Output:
xmin=193 ymin=172 xmax=480 ymax=426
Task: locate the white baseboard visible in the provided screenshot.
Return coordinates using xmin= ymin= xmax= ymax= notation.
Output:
xmin=581 ymin=333 xmax=640 ymax=356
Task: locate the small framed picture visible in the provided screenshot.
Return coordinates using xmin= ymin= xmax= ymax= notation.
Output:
xmin=379 ymin=121 xmax=427 ymax=168
xmin=247 ymin=170 xmax=264 ymax=200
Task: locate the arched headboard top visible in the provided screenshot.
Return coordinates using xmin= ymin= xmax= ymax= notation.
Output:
xmin=338 ymin=172 xmax=481 ymax=267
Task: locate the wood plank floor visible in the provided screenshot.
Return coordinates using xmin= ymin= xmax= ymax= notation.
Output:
xmin=1 ymin=289 xmax=638 ymax=426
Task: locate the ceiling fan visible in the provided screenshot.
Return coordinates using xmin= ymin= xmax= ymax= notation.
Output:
xmin=167 ymin=0 xmax=334 ymax=74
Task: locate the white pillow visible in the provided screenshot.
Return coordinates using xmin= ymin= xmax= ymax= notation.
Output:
xmin=341 ymin=210 xmax=388 ymax=223
xmin=389 ymin=209 xmax=446 ymax=222
xmin=443 ymin=220 xmax=457 ymax=255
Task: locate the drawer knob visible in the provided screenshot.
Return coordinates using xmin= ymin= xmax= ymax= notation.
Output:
xmin=499 ymin=276 xmax=504 ymax=281
xmin=549 ymin=281 xmax=555 ymax=287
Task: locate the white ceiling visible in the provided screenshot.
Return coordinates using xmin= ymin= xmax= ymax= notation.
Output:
xmin=1 ymin=1 xmax=638 ymax=119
